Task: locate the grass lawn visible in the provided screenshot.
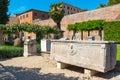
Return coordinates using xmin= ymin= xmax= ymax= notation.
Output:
xmin=117 ymin=44 xmax=120 ymax=61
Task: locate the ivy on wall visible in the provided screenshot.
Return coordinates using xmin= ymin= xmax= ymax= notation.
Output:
xmin=67 ymin=20 xmax=120 ymax=42
xmin=104 ymin=21 xmax=120 ymax=42
xmin=67 ymin=20 xmax=105 ymax=31
xmin=67 ymin=20 xmax=105 ymax=40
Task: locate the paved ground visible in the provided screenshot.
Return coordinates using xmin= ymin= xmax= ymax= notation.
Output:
xmin=0 ymin=56 xmax=120 ymax=80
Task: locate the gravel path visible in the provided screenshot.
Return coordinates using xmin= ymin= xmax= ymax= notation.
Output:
xmin=0 ymin=56 xmax=120 ymax=80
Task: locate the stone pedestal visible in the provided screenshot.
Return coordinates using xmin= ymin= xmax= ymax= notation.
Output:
xmin=84 ymin=69 xmax=98 ymax=77
xmin=57 ymin=62 xmax=68 ymax=69
xmin=41 ymin=39 xmax=51 ymax=52
xmin=23 ymin=39 xmax=37 ymax=57
xmin=14 ymin=38 xmax=21 ymax=46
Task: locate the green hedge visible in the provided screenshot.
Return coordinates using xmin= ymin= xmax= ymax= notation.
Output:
xmin=67 ymin=20 xmax=120 ymax=42
xmin=117 ymin=44 xmax=120 ymax=61
xmin=104 ymin=21 xmax=120 ymax=42
xmin=0 ymin=44 xmax=41 ymax=60
xmin=0 ymin=46 xmax=23 ymax=59
xmin=67 ymin=20 xmax=105 ymax=31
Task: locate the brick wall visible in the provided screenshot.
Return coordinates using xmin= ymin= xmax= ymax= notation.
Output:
xmin=0 ymin=31 xmax=4 ymax=45
xmin=34 ymin=4 xmax=120 ymax=40
xmin=8 ymin=16 xmax=20 ymax=24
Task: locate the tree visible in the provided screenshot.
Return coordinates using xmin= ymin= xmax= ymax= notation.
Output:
xmin=41 ymin=26 xmax=60 ymax=39
xmin=0 ymin=0 xmax=9 ymax=24
xmin=80 ymin=9 xmax=88 ymax=12
xmin=67 ymin=24 xmax=77 ymax=40
xmin=107 ymin=0 xmax=120 ymax=6
xmin=0 ymin=23 xmax=60 ymax=42
xmin=49 ymin=2 xmax=65 ymax=30
xmin=96 ymin=3 xmax=106 ymax=9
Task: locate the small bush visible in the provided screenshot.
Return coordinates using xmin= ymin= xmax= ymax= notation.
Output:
xmin=0 ymin=45 xmax=23 ymax=59
xmin=4 ymin=41 xmax=14 ymax=46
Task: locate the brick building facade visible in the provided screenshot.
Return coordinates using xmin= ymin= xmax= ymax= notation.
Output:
xmin=61 ymin=2 xmax=81 ymax=15
xmin=34 ymin=4 xmax=120 ymax=40
xmin=17 ymin=9 xmax=49 ymax=39
xmin=7 ymin=14 xmax=20 ymax=24
xmin=7 ymin=9 xmax=50 ymax=40
xmin=17 ymin=9 xmax=49 ymax=24
xmin=6 ymin=2 xmax=81 ymax=40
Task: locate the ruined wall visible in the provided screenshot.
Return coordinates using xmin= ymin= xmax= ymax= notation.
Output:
xmin=34 ymin=4 xmax=120 ymax=40
xmin=34 ymin=19 xmax=56 ymax=27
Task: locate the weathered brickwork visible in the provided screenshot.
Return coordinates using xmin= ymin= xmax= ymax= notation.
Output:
xmin=7 ymin=15 xmax=20 ymax=24
xmin=34 ymin=4 xmax=120 ymax=40
xmin=0 ymin=31 xmax=4 ymax=45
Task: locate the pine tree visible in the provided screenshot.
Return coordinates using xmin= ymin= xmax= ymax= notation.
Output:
xmin=0 ymin=0 xmax=9 ymax=24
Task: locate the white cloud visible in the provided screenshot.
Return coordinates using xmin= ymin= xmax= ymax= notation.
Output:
xmin=14 ymin=6 xmax=26 ymax=12
xmin=10 ymin=6 xmax=26 ymax=15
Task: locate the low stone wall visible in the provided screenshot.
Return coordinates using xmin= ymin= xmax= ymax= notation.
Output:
xmin=50 ymin=40 xmax=117 ymax=72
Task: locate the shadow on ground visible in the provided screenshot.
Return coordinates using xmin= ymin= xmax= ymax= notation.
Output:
xmin=0 ymin=64 xmax=79 ymax=80
xmin=95 ymin=61 xmax=120 ymax=79
xmin=95 ymin=69 xmax=120 ymax=79
xmin=67 ymin=65 xmax=84 ymax=73
xmin=1 ymin=63 xmax=120 ymax=80
xmin=66 ymin=64 xmax=120 ymax=80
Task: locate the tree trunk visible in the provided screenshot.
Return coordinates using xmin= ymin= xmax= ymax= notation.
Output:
xmin=46 ymin=34 xmax=48 ymax=39
xmin=57 ymin=22 xmax=61 ymax=30
xmin=57 ymin=22 xmax=63 ymax=38
xmin=99 ymin=30 xmax=102 ymax=40
xmin=81 ymin=30 xmax=83 ymax=40
xmin=88 ymin=31 xmax=90 ymax=36
xmin=72 ymin=30 xmax=76 ymax=40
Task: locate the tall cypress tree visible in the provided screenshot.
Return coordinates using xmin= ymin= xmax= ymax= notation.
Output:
xmin=107 ymin=0 xmax=120 ymax=6
xmin=0 ymin=0 xmax=9 ymax=24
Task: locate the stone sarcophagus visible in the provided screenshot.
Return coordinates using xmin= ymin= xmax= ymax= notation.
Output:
xmin=50 ymin=40 xmax=117 ymax=72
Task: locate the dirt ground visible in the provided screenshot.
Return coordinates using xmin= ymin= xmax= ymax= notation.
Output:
xmin=0 ymin=56 xmax=120 ymax=80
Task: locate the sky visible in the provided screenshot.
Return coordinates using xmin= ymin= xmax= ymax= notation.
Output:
xmin=8 ymin=0 xmax=108 ymax=15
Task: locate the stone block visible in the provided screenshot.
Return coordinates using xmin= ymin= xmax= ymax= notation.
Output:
xmin=50 ymin=40 xmax=117 ymax=73
xmin=57 ymin=62 xmax=68 ymax=69
xmin=23 ymin=39 xmax=37 ymax=57
xmin=14 ymin=38 xmax=21 ymax=46
xmin=41 ymin=39 xmax=51 ymax=52
xmin=84 ymin=69 xmax=97 ymax=77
